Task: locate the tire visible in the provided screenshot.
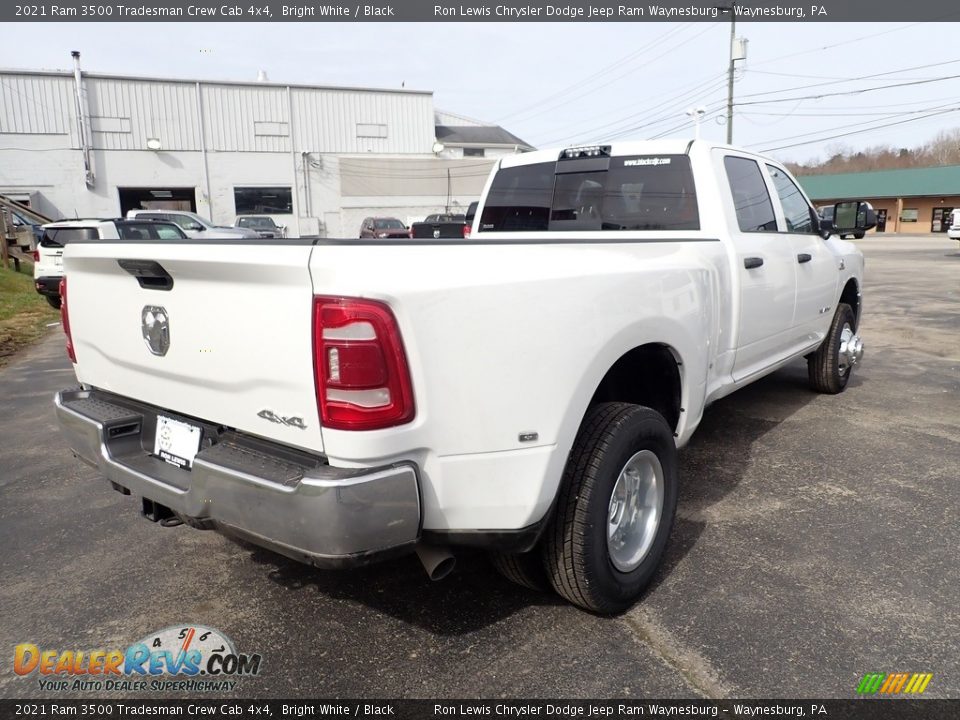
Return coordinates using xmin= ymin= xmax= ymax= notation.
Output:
xmin=45 ymin=295 xmax=62 ymax=310
xmin=543 ymin=402 xmax=678 ymax=614
xmin=489 ymin=550 xmax=549 ymax=592
xmin=808 ymin=303 xmax=858 ymax=394
xmin=853 ymin=232 xmax=865 ymax=240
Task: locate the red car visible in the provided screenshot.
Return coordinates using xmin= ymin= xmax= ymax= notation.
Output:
xmin=359 ymin=217 xmax=409 ymax=239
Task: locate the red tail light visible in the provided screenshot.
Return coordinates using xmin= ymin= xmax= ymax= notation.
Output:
xmin=462 ymin=224 xmax=471 ymax=239
xmin=32 ymin=250 xmax=40 ymax=262
xmin=60 ymin=278 xmax=76 ymax=363
xmin=313 ymin=296 xmax=415 ymax=430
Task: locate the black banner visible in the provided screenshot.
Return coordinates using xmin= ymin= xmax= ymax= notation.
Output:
xmin=4 ymin=0 xmax=960 ymax=23
xmin=1 ymin=700 xmax=958 ymax=720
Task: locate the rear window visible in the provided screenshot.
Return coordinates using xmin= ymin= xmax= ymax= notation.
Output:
xmin=41 ymin=227 xmax=98 ymax=248
xmin=479 ymin=155 xmax=700 ymax=233
xmin=117 ymin=222 xmax=187 ymax=240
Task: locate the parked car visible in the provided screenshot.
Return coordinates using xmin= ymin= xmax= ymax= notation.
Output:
xmin=4 ymin=209 xmax=45 ymax=251
xmin=34 ymin=219 xmax=186 ymax=309
xmin=410 ymin=213 xmax=468 ymax=239
xmin=948 ymin=208 xmax=960 ymax=242
xmin=54 ymin=140 xmax=874 ymax=613
xmin=359 ymin=217 xmax=409 ymax=239
xmin=235 ymin=215 xmax=285 ymax=238
xmin=126 ymin=210 xmax=258 ymax=239
xmin=423 ymin=213 xmax=466 ymax=224
xmin=818 ymin=205 xmax=865 ymax=239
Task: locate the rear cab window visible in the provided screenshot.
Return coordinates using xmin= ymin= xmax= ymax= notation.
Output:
xmin=41 ymin=227 xmax=99 ymax=248
xmin=478 ymin=153 xmax=699 ymax=233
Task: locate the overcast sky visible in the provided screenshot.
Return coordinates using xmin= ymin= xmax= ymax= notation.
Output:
xmin=4 ymin=21 xmax=960 ymax=163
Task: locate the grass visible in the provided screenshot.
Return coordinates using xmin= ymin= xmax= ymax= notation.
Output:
xmin=0 ymin=261 xmax=60 ymax=368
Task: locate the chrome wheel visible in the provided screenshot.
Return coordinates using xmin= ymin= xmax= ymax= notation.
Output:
xmin=607 ymin=450 xmax=665 ymax=573
xmin=838 ymin=323 xmax=864 ymax=377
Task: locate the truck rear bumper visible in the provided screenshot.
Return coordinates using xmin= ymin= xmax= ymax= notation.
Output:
xmin=35 ymin=275 xmax=62 ymax=297
xmin=54 ymin=387 xmax=421 ymax=568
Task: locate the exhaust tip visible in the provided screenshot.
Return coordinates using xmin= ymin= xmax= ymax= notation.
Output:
xmin=415 ymin=544 xmax=456 ymax=581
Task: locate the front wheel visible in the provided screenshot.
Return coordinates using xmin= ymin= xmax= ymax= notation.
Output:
xmin=808 ymin=303 xmax=861 ymax=394
xmin=543 ymin=402 xmax=678 ymax=614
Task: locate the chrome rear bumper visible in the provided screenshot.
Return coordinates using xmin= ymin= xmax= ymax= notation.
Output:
xmin=54 ymin=388 xmax=421 ymax=568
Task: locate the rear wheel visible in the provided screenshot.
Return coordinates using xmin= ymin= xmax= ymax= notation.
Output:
xmin=543 ymin=402 xmax=678 ymax=614
xmin=45 ymin=295 xmax=61 ymax=310
xmin=808 ymin=303 xmax=860 ymax=394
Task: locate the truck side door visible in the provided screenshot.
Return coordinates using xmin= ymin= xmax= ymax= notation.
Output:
xmin=764 ymin=163 xmax=837 ymax=348
xmin=719 ymin=153 xmax=798 ymax=382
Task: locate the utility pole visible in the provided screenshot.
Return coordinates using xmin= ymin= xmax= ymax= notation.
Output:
xmin=726 ymin=4 xmax=736 ymax=144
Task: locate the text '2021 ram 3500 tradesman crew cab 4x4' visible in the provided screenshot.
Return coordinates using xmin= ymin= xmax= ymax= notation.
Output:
xmin=54 ymin=141 xmax=873 ymax=613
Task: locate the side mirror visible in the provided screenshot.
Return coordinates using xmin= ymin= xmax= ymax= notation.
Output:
xmin=820 ymin=201 xmax=876 ymax=239
xmin=187 ymin=223 xmax=204 ymax=231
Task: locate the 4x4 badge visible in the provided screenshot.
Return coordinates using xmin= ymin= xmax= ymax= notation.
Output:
xmin=141 ymin=306 xmax=170 ymax=356
xmin=257 ymin=409 xmax=307 ymax=430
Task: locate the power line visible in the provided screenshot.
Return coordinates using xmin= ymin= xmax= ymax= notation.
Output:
xmin=495 ymin=24 xmax=694 ymax=125
xmin=735 ymin=73 xmax=960 ymax=107
xmin=736 ymin=58 xmax=960 ymax=101
xmin=758 ymin=106 xmax=960 ymax=153
xmin=539 ymin=74 xmax=728 ymax=146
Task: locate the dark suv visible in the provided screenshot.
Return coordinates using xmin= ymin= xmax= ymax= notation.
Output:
xmin=359 ymin=217 xmax=409 ymax=239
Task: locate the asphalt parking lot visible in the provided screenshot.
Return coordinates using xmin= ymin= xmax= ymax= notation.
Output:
xmin=1 ymin=235 xmax=957 ymax=700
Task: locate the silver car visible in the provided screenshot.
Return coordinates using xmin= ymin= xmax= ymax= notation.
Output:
xmin=126 ymin=210 xmax=258 ymax=239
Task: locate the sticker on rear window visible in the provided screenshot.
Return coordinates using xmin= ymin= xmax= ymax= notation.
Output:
xmin=624 ymin=158 xmax=672 ymax=167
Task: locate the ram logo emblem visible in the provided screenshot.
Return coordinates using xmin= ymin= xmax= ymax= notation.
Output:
xmin=141 ymin=306 xmax=170 ymax=356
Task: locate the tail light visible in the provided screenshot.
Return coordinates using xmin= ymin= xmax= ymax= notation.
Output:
xmin=32 ymin=250 xmax=39 ymax=262
xmin=313 ymin=296 xmax=414 ymax=430
xmin=462 ymin=224 xmax=471 ymax=239
xmin=60 ymin=278 xmax=76 ymax=363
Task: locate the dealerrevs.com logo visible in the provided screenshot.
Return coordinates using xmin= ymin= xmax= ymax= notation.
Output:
xmin=14 ymin=625 xmax=262 ymax=693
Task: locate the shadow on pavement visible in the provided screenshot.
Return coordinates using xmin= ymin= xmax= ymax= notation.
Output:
xmin=244 ymin=543 xmax=563 ymax=634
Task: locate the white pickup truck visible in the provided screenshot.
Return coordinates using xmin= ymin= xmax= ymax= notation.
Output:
xmin=54 ymin=140 xmax=873 ymax=613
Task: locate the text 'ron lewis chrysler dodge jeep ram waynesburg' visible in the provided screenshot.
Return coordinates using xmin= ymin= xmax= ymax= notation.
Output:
xmin=54 ymin=140 xmax=873 ymax=613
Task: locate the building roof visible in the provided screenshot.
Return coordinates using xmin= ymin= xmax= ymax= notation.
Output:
xmin=798 ymin=165 xmax=960 ymax=200
xmin=435 ymin=124 xmax=534 ymax=150
xmin=0 ymin=66 xmax=432 ymax=96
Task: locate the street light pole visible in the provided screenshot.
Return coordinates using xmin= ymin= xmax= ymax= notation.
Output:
xmin=726 ymin=4 xmax=736 ymax=144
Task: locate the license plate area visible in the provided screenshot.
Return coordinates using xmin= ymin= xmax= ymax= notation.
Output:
xmin=153 ymin=415 xmax=203 ymax=470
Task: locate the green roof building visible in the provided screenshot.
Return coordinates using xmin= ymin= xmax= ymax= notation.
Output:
xmin=798 ymin=165 xmax=960 ymax=235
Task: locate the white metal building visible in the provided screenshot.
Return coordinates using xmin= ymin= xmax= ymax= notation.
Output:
xmin=0 ymin=61 xmax=532 ymax=237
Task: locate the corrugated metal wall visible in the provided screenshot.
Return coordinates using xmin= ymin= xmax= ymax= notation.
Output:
xmin=0 ymin=74 xmax=76 ymax=141
xmin=87 ymin=78 xmax=202 ymax=151
xmin=0 ymin=71 xmax=435 ymax=155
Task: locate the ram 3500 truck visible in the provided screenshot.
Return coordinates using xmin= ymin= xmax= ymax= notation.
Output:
xmin=54 ymin=140 xmax=873 ymax=613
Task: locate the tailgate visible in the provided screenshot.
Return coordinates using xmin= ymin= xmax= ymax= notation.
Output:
xmin=63 ymin=241 xmax=323 ymax=453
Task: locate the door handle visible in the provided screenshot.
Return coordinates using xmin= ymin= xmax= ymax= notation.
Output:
xmin=797 ymin=253 xmax=812 ymax=264
xmin=744 ymin=257 xmax=763 ymax=269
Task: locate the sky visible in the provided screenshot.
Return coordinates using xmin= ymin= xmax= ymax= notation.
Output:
xmin=4 ymin=21 xmax=960 ymax=164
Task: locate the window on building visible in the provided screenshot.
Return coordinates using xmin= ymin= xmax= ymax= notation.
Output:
xmin=766 ymin=164 xmax=815 ymax=233
xmin=356 ymin=123 xmax=388 ymax=139
xmin=234 ymin=187 xmax=293 ymax=215
xmin=463 ymin=148 xmax=485 ymax=157
xmin=900 ymin=208 xmax=919 ymax=222
xmin=724 ymin=156 xmax=777 ymax=233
